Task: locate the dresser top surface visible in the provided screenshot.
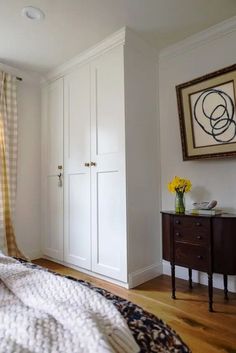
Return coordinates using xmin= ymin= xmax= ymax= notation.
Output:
xmin=161 ymin=211 xmax=236 ymax=218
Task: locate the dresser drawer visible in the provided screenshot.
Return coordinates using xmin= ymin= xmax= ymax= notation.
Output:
xmin=175 ymin=243 xmax=209 ymax=272
xmin=174 ymin=230 xmax=209 ymax=245
xmin=173 ymin=216 xmax=210 ymax=245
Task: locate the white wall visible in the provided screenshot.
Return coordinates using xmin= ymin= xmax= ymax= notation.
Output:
xmin=15 ymin=80 xmax=42 ymax=259
xmin=0 ymin=63 xmax=42 ymax=259
xmin=159 ymin=20 xmax=236 ymax=291
xmin=124 ymin=33 xmax=161 ymax=284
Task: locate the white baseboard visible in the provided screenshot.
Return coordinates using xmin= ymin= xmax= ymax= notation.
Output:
xmin=162 ymin=260 xmax=236 ymax=293
xmin=128 ymin=262 xmax=162 ymax=289
xmin=42 ymin=255 xmax=162 ymax=289
xmin=42 ymin=255 xmax=130 ymax=289
xmin=26 ymin=250 xmax=43 ymax=260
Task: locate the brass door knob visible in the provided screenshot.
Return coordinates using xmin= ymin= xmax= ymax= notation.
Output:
xmin=84 ymin=162 xmax=90 ymax=167
xmin=91 ymin=162 xmax=96 ymax=167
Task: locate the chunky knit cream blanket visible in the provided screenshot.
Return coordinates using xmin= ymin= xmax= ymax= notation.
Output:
xmin=0 ymin=254 xmax=139 ymax=353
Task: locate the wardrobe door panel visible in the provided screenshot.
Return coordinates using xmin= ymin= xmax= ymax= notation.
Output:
xmin=47 ymin=80 xmax=64 ymax=175
xmin=91 ymin=45 xmax=127 ymax=281
xmin=42 ymin=78 xmax=64 ymax=260
xmin=67 ymin=174 xmax=90 ymax=263
xmin=96 ymin=171 xmax=125 ymax=268
xmin=64 ymin=64 xmax=91 ymax=269
xmin=45 ymin=176 xmax=63 ymax=258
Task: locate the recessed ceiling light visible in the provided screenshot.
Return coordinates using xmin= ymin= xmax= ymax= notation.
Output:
xmin=21 ymin=6 xmax=45 ymax=21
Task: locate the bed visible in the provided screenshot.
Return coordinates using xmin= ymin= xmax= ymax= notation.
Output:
xmin=0 ymin=254 xmax=190 ymax=353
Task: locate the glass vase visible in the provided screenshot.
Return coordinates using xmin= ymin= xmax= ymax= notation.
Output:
xmin=175 ymin=192 xmax=185 ymax=213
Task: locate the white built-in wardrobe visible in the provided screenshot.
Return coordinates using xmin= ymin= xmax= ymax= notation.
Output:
xmin=41 ymin=28 xmax=161 ymax=288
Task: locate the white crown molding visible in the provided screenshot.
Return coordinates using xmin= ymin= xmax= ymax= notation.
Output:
xmin=159 ymin=15 xmax=236 ymax=61
xmin=44 ymin=27 xmax=126 ymax=83
xmin=0 ymin=62 xmax=41 ymax=84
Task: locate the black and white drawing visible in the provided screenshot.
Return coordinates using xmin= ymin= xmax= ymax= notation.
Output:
xmin=190 ymin=82 xmax=236 ymax=147
xmin=176 ymin=64 xmax=236 ymax=160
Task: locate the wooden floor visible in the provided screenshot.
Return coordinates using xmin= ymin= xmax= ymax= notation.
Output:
xmin=34 ymin=259 xmax=236 ymax=353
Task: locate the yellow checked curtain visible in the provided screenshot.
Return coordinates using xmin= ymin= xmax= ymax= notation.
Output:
xmin=0 ymin=71 xmax=24 ymax=258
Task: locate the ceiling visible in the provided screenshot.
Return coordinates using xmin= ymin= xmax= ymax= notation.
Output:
xmin=1 ymin=0 xmax=236 ymax=74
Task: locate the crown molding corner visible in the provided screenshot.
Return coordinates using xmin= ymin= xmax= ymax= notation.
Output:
xmin=159 ymin=15 xmax=236 ymax=61
xmin=46 ymin=27 xmax=126 ymax=82
xmin=125 ymin=27 xmax=159 ymax=61
xmin=0 ymin=62 xmax=42 ymax=84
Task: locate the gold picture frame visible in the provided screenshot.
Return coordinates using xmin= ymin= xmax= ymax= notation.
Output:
xmin=176 ymin=64 xmax=236 ymax=160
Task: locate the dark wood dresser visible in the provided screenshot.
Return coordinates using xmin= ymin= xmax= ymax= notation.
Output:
xmin=161 ymin=211 xmax=236 ymax=311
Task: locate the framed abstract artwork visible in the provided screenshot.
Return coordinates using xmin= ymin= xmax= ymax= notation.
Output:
xmin=176 ymin=64 xmax=236 ymax=160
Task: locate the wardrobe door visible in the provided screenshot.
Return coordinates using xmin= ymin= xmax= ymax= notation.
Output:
xmin=64 ymin=64 xmax=91 ymax=269
xmin=91 ymin=45 xmax=127 ymax=281
xmin=42 ymin=78 xmax=64 ymax=260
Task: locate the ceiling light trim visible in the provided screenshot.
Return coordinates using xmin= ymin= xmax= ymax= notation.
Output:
xmin=21 ymin=6 xmax=45 ymax=21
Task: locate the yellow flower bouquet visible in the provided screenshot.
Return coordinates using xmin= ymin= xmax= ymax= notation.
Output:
xmin=168 ymin=176 xmax=192 ymax=213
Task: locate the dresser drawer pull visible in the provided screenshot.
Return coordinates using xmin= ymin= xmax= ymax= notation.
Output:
xmin=175 ymin=220 xmax=180 ymax=224
xmin=197 ymin=255 xmax=203 ymax=260
xmin=196 ymin=235 xmax=202 ymax=240
xmin=195 ymin=222 xmax=201 ymax=227
xmin=176 ymin=232 xmax=181 ymax=237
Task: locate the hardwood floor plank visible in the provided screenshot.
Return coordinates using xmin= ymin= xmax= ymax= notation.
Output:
xmin=33 ymin=259 xmax=236 ymax=353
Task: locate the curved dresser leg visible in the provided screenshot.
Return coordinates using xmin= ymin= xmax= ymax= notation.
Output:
xmin=188 ymin=268 xmax=193 ymax=289
xmin=171 ymin=263 xmax=176 ymax=299
xmin=223 ymin=274 xmax=229 ymax=300
xmin=208 ymin=273 xmax=213 ymax=312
